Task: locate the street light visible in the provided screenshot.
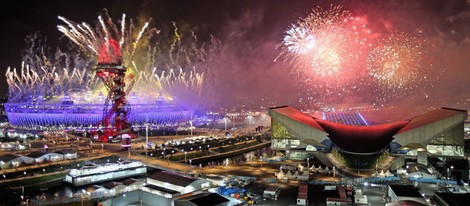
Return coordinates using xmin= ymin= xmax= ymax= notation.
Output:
xmin=448 ymin=165 xmax=454 ymax=181
xmin=184 ymin=151 xmax=187 ymax=163
xmin=223 ymin=117 xmax=228 ymax=132
xmin=189 ymin=120 xmax=193 ymax=137
xmin=307 ymin=157 xmax=310 ymax=170
xmin=189 ymin=159 xmax=192 ymax=167
xmin=145 ymin=123 xmax=149 ymax=159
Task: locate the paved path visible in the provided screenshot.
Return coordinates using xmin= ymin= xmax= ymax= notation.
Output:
xmin=118 ymin=139 xmax=270 ymax=173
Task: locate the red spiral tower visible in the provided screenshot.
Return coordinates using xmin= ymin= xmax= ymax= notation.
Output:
xmin=94 ymin=39 xmax=134 ymax=148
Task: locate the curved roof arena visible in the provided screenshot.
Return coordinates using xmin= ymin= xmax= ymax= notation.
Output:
xmin=269 ymin=106 xmax=467 ymax=154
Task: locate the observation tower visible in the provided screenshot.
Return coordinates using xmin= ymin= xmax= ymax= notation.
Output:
xmin=94 ymin=39 xmax=134 ymax=148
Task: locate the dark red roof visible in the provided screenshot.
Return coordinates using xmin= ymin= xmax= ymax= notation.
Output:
xmin=315 ymin=119 xmax=409 ymax=153
xmin=397 ymin=108 xmax=467 ymax=134
xmin=270 ymin=106 xmax=325 ymax=131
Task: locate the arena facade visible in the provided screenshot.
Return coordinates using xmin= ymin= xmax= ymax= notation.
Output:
xmin=269 ymin=106 xmax=467 ymax=168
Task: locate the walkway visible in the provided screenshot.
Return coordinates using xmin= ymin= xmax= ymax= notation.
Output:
xmin=119 ymin=141 xmax=271 ymax=174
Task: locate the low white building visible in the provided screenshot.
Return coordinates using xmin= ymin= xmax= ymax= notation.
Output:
xmin=0 ymin=154 xmax=22 ymax=169
xmin=56 ymin=150 xmax=78 ymax=160
xmin=23 ymin=151 xmax=63 ymax=164
xmin=147 ymin=171 xmax=211 ymax=194
xmin=102 ymin=182 xmax=127 ymax=196
xmin=122 ymin=178 xmax=145 ymax=192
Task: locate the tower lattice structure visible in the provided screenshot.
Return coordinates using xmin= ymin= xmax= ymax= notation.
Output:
xmin=94 ymin=39 xmax=135 ymax=143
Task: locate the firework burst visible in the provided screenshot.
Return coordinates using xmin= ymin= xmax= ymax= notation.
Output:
xmin=6 ymin=12 xmax=220 ymax=106
xmin=55 ymin=11 xmax=219 ymax=104
xmin=276 ymin=5 xmax=375 ymax=101
xmin=367 ymin=33 xmax=425 ymax=90
xmin=277 ymin=6 xmax=373 ymax=79
xmin=57 ymin=11 xmax=158 ymax=64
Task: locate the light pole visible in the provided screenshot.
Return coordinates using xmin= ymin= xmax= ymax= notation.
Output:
xmin=184 ymin=151 xmax=187 ymax=163
xmin=21 ymin=186 xmax=24 ymax=204
xmin=189 ymin=159 xmax=192 ymax=167
xmin=225 ymin=158 xmax=229 ymax=176
xmin=307 ymin=157 xmax=310 ymax=170
xmin=224 ymin=117 xmax=228 ymax=133
xmin=448 ymin=165 xmax=454 ymax=181
xmin=89 ymin=141 xmax=93 ymax=155
xmin=247 ymin=115 xmax=253 ymax=129
xmin=232 ymin=115 xmax=235 ymax=129
xmin=189 ymin=120 xmax=193 ymax=137
xmin=145 ymin=123 xmax=149 ymax=159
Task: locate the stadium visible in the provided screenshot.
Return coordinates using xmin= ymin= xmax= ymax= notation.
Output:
xmin=4 ymin=94 xmax=192 ymax=131
xmin=269 ymin=106 xmax=468 ymax=170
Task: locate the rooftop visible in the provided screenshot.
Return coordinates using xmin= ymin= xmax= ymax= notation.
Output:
xmin=385 ymin=200 xmax=427 ymax=206
xmin=398 ymin=108 xmax=467 ymax=134
xmin=270 ymin=106 xmax=325 ymax=131
xmin=389 ymin=185 xmax=422 ymax=197
xmin=435 ymin=192 xmax=470 ymax=206
xmin=144 ymin=184 xmax=180 ymax=195
xmin=102 ymin=181 xmax=122 ymax=189
xmin=316 ymin=119 xmax=409 ymax=153
xmin=269 ymin=106 xmax=468 ymax=153
xmin=183 ymin=192 xmax=229 ymax=206
xmin=122 ymin=178 xmax=138 ymax=186
xmin=26 ymin=151 xmax=48 ymax=158
xmin=55 ymin=149 xmax=76 ymax=155
xmin=149 ymin=171 xmax=198 ymax=187
xmin=0 ymin=154 xmax=20 ymax=162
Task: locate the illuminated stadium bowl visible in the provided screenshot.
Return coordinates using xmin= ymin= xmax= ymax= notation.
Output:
xmin=4 ymin=95 xmax=192 ymax=130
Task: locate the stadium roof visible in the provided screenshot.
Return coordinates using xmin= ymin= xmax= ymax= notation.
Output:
xmin=270 ymin=106 xmax=325 ymax=131
xmin=269 ymin=106 xmax=468 ymax=153
xmin=397 ymin=107 xmax=467 ymax=134
xmin=316 ymin=119 xmax=409 ymax=153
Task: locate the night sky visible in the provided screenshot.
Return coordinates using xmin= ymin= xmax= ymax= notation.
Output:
xmin=0 ymin=0 xmax=469 ymax=112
